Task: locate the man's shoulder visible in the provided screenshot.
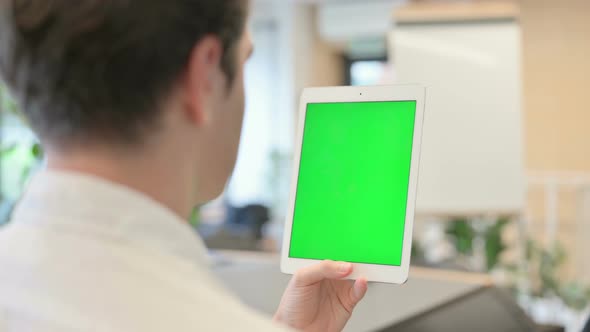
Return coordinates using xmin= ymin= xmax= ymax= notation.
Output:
xmin=0 ymin=223 xmax=289 ymax=331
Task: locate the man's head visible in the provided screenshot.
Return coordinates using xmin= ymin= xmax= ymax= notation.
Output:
xmin=0 ymin=0 xmax=252 ymax=208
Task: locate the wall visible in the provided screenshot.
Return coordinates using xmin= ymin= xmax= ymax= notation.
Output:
xmin=520 ymin=0 xmax=590 ymax=172
xmin=293 ymin=4 xmax=344 ymax=93
xmin=520 ymin=0 xmax=590 ymax=281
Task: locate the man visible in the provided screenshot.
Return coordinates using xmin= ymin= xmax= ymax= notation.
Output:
xmin=0 ymin=1 xmax=368 ymax=331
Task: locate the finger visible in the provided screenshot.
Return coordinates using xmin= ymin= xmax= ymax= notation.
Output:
xmin=349 ymin=277 xmax=368 ymax=306
xmin=294 ymin=260 xmax=353 ymax=286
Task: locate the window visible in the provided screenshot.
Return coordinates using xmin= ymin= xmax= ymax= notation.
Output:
xmin=344 ymin=57 xmax=395 ymax=86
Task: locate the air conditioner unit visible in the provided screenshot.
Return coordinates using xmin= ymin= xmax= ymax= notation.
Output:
xmin=317 ymin=0 xmax=406 ymax=43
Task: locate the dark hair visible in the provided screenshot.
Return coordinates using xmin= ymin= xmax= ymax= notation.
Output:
xmin=0 ymin=0 xmax=248 ymax=146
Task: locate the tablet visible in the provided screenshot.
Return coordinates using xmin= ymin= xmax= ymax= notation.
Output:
xmin=280 ymin=85 xmax=426 ymax=284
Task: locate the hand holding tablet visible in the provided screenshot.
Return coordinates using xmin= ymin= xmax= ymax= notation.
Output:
xmin=280 ymin=85 xmax=426 ymax=284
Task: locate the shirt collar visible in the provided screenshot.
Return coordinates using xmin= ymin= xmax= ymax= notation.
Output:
xmin=11 ymin=169 xmax=210 ymax=267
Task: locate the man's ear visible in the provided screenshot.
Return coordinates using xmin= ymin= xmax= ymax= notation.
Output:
xmin=183 ymin=35 xmax=224 ymax=126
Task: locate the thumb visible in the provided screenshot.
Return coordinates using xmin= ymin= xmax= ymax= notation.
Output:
xmin=294 ymin=260 xmax=353 ymax=286
xmin=349 ymin=277 xmax=369 ymax=306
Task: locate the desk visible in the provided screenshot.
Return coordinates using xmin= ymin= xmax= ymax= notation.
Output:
xmin=212 ymin=251 xmax=491 ymax=332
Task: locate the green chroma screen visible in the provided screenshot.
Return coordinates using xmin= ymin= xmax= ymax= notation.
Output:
xmin=289 ymin=101 xmax=417 ymax=266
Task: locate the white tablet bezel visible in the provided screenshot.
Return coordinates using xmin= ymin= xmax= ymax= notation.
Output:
xmin=280 ymin=85 xmax=426 ymax=284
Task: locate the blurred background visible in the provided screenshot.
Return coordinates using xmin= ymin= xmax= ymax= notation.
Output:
xmin=1 ymin=0 xmax=589 ymax=331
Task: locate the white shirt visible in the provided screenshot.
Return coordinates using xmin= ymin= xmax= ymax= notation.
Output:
xmin=0 ymin=171 xmax=288 ymax=332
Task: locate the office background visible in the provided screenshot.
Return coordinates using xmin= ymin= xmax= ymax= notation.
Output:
xmin=1 ymin=0 xmax=589 ymax=331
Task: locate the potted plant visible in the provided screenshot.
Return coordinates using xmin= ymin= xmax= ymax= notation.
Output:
xmin=0 ymin=82 xmax=43 ymax=224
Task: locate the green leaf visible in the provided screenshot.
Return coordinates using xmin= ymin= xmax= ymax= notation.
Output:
xmin=484 ymin=218 xmax=510 ymax=270
xmin=189 ymin=206 xmax=200 ymax=228
xmin=446 ymin=218 xmax=475 ymax=255
xmin=31 ymin=143 xmax=43 ymax=159
xmin=558 ymin=282 xmax=590 ymax=311
xmin=1 ymin=143 xmax=17 ymax=155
